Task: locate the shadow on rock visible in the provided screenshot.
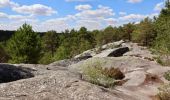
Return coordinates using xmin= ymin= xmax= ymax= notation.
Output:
xmin=108 ymin=47 xmax=129 ymax=57
xmin=0 ymin=64 xmax=35 ymax=83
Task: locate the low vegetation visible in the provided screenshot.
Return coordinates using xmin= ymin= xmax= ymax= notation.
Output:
xmin=157 ymin=84 xmax=170 ymax=100
xmin=157 ymin=71 xmax=170 ymax=100
xmin=164 ymin=71 xmax=170 ymax=81
xmin=0 ymin=44 xmax=9 ymax=63
xmin=82 ymin=62 xmax=124 ymax=88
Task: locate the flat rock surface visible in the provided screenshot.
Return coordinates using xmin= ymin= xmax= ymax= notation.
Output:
xmin=0 ymin=70 xmax=133 ymax=100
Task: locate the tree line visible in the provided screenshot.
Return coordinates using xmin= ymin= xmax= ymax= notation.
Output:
xmin=0 ymin=0 xmax=170 ymax=64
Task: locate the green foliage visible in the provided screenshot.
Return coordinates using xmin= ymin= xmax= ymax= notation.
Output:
xmin=152 ymin=0 xmax=170 ymax=65
xmin=154 ymin=0 xmax=170 ymax=50
xmin=38 ymin=52 xmax=54 ymax=64
xmin=123 ymin=23 xmax=135 ymax=41
xmin=54 ymin=42 xmax=72 ymax=60
xmin=42 ymin=30 xmax=59 ymax=57
xmin=156 ymin=57 xmax=165 ymax=66
xmin=53 ymin=27 xmax=95 ymax=61
xmin=132 ymin=17 xmax=156 ymax=46
xmin=82 ymin=62 xmax=124 ymax=88
xmin=1 ymin=0 xmax=170 ymax=65
xmin=0 ymin=43 xmax=9 ymax=63
xmin=164 ymin=71 xmax=170 ymax=81
xmin=157 ymin=84 xmax=170 ymax=100
xmin=7 ymin=23 xmax=41 ymax=64
xmin=95 ymin=26 xmax=124 ymax=46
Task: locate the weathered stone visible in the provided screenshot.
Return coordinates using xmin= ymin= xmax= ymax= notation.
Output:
xmin=0 ymin=69 xmax=125 ymax=100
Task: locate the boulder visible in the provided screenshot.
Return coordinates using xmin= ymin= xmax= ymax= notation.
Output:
xmin=74 ymin=49 xmax=94 ymax=59
xmin=101 ymin=40 xmax=125 ymax=50
xmin=74 ymin=40 xmax=125 ymax=59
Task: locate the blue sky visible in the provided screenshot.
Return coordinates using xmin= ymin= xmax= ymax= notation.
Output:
xmin=0 ymin=0 xmax=165 ymax=32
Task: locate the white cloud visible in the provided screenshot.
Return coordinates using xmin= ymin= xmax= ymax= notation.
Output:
xmin=0 ymin=1 xmax=160 ymax=32
xmin=75 ymin=4 xmax=92 ymax=11
xmin=154 ymin=2 xmax=164 ymax=12
xmin=119 ymin=14 xmax=146 ymax=21
xmin=127 ymin=0 xmax=143 ymax=3
xmin=0 ymin=12 xmax=8 ymax=18
xmin=104 ymin=18 xmax=117 ymax=25
xmin=75 ymin=20 xmax=101 ymax=30
xmin=12 ymin=4 xmax=57 ymax=16
xmin=0 ymin=4 xmax=116 ymax=31
xmin=0 ymin=0 xmax=18 ymax=8
xmin=119 ymin=12 xmax=127 ymax=16
xmin=0 ymin=12 xmax=36 ymax=22
xmin=75 ymin=5 xmax=114 ymax=20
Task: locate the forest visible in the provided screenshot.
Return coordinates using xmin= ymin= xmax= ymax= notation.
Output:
xmin=0 ymin=0 xmax=170 ymax=65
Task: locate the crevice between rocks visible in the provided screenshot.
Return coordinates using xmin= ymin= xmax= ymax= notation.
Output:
xmin=0 ymin=64 xmax=35 ymax=83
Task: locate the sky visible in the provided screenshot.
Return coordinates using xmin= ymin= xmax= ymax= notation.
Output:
xmin=0 ymin=0 xmax=165 ymax=32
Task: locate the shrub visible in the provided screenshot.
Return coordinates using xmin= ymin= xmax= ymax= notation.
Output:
xmin=38 ymin=52 xmax=54 ymax=65
xmin=0 ymin=44 xmax=9 ymax=63
xmin=82 ymin=62 xmax=124 ymax=88
xmin=157 ymin=84 xmax=170 ymax=100
xmin=155 ymin=56 xmax=170 ymax=66
xmin=164 ymin=71 xmax=170 ymax=81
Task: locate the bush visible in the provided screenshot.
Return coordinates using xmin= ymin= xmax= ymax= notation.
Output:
xmin=164 ymin=71 xmax=170 ymax=81
xmin=155 ymin=56 xmax=170 ymax=66
xmin=0 ymin=44 xmax=9 ymax=63
xmin=38 ymin=52 xmax=54 ymax=65
xmin=82 ymin=62 xmax=124 ymax=88
xmin=157 ymin=84 xmax=170 ymax=100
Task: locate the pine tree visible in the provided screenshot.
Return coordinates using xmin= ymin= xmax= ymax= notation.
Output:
xmin=7 ymin=23 xmax=41 ymax=64
xmin=42 ymin=30 xmax=59 ymax=57
xmin=0 ymin=44 xmax=9 ymax=63
xmin=123 ymin=23 xmax=135 ymax=41
xmin=132 ymin=18 xmax=156 ymax=46
xmin=154 ymin=0 xmax=170 ymax=53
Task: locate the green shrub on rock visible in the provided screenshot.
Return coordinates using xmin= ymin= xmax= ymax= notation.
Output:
xmin=82 ymin=62 xmax=124 ymax=88
xmin=157 ymin=84 xmax=170 ymax=100
xmin=164 ymin=71 xmax=170 ymax=81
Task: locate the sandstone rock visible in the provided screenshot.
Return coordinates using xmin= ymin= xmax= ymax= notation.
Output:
xmin=123 ymin=42 xmax=156 ymax=61
xmin=124 ymin=71 xmax=146 ymax=86
xmin=68 ymin=56 xmax=168 ymax=99
xmin=101 ymin=40 xmax=125 ymax=50
xmin=49 ymin=58 xmax=82 ymax=67
xmin=74 ymin=40 xmax=125 ymax=59
xmin=68 ymin=56 xmax=158 ymax=74
xmin=74 ymin=49 xmax=94 ymax=59
xmin=0 ymin=69 xmax=127 ymax=100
